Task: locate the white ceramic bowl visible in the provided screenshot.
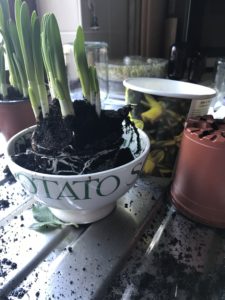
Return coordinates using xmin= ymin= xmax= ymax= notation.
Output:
xmin=6 ymin=126 xmax=150 ymax=224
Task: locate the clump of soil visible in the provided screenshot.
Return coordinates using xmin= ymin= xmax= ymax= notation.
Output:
xmin=3 ymin=165 xmax=16 ymax=184
xmin=0 ymin=71 xmax=25 ymax=100
xmin=12 ymin=100 xmax=140 ymax=175
xmin=0 ymin=86 xmax=24 ymax=100
xmin=0 ymin=199 xmax=9 ymax=209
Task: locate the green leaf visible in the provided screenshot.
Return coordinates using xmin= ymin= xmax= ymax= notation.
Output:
xmin=28 ymin=85 xmax=41 ymax=119
xmin=31 ymin=11 xmax=49 ymax=117
xmin=15 ymin=0 xmax=47 ymax=119
xmin=41 ymin=13 xmax=74 ymax=117
xmin=73 ymin=27 xmax=101 ymax=116
xmin=0 ymin=44 xmax=7 ymax=97
xmin=30 ymin=204 xmax=78 ymax=232
xmin=0 ymin=1 xmax=20 ymax=90
xmin=11 ymin=53 xmax=23 ymax=93
xmin=0 ymin=44 xmax=5 ymax=80
xmin=0 ymin=4 xmax=5 ymax=31
xmin=73 ymin=26 xmax=91 ymax=99
xmin=8 ymin=19 xmax=27 ymax=96
xmin=32 ymin=204 xmax=62 ymax=223
xmin=19 ymin=2 xmax=34 ymax=80
xmin=31 ymin=12 xmax=44 ymax=82
xmin=14 ymin=0 xmax=23 ymax=45
xmin=9 ymin=20 xmax=24 ymax=71
xmin=30 ymin=222 xmax=63 ymax=232
xmin=89 ymin=66 xmax=99 ymax=93
xmin=49 ymin=15 xmax=69 ymax=96
xmin=41 ymin=21 xmax=57 ymax=98
xmin=0 ymin=0 xmax=10 ymax=30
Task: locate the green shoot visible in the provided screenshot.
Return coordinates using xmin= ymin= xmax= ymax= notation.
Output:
xmin=31 ymin=11 xmax=49 ymax=117
xmin=73 ymin=26 xmax=90 ymax=100
xmin=9 ymin=19 xmax=28 ymax=97
xmin=73 ymin=26 xmax=101 ymax=115
xmin=89 ymin=66 xmax=101 ymax=116
xmin=15 ymin=0 xmax=49 ymax=119
xmin=0 ymin=43 xmax=7 ymax=98
xmin=0 ymin=0 xmax=27 ymax=97
xmin=41 ymin=13 xmax=74 ymax=117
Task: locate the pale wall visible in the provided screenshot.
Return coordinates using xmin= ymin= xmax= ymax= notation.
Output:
xmin=36 ymin=0 xmax=82 ymax=44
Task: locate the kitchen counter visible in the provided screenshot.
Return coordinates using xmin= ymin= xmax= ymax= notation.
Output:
xmin=106 ymin=205 xmax=225 ymax=299
xmin=0 ymin=142 xmax=225 ymax=300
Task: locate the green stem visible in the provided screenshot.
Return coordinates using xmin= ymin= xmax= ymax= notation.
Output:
xmin=0 ymin=0 xmax=28 ymax=97
xmin=15 ymin=0 xmax=49 ymax=119
xmin=73 ymin=26 xmax=91 ymax=100
xmin=0 ymin=43 xmax=7 ymax=98
xmin=15 ymin=0 xmax=41 ymax=118
xmin=28 ymin=83 xmax=41 ymax=119
xmin=41 ymin=13 xmax=74 ymax=117
xmin=31 ymin=11 xmax=49 ymax=117
xmin=74 ymin=27 xmax=101 ymax=115
xmin=0 ymin=83 xmax=7 ymax=98
xmin=37 ymin=84 xmax=49 ymax=117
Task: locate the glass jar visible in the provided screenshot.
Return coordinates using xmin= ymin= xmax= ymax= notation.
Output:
xmin=63 ymin=42 xmax=109 ymax=103
xmin=212 ymin=57 xmax=225 ymax=116
xmin=215 ymin=58 xmax=225 ymax=94
xmin=85 ymin=41 xmax=109 ymax=101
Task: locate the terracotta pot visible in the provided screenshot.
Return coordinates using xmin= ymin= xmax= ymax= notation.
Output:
xmin=0 ymin=99 xmax=35 ymax=140
xmin=171 ymin=117 xmax=225 ymax=228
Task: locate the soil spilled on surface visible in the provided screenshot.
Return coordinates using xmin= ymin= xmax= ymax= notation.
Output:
xmin=12 ymin=100 xmax=140 ymax=175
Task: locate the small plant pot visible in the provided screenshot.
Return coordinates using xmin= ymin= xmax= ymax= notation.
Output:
xmin=171 ymin=116 xmax=225 ymax=228
xmin=5 ymin=126 xmax=150 ymax=224
xmin=0 ymin=99 xmax=35 ymax=140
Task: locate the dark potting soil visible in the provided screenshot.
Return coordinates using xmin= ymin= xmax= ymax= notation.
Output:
xmin=3 ymin=165 xmax=16 ymax=184
xmin=0 ymin=199 xmax=10 ymax=209
xmin=0 ymin=86 xmax=25 ymax=100
xmin=13 ymin=100 xmax=140 ymax=175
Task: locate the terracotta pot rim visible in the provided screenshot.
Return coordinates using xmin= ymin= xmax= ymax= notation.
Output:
xmin=0 ymin=98 xmax=29 ymax=104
